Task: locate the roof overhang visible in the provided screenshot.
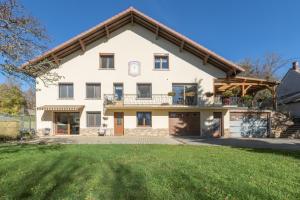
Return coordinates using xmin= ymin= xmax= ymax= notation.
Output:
xmin=37 ymin=105 xmax=84 ymax=111
xmin=22 ymin=7 xmax=244 ymax=75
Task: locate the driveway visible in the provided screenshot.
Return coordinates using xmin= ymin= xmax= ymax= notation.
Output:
xmin=173 ymin=137 xmax=300 ymax=151
xmin=27 ymin=136 xmax=300 ymax=151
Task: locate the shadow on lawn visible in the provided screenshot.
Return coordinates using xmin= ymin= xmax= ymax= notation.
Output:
xmin=174 ymin=136 xmax=300 ymax=159
xmin=0 ymin=143 xmax=64 ymax=154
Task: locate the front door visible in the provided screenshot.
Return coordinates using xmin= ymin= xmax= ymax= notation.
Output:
xmin=212 ymin=112 xmax=223 ymax=137
xmin=114 ymin=112 xmax=124 ymax=136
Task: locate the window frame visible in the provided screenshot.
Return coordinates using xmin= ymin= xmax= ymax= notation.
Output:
xmin=99 ymin=53 xmax=115 ymax=69
xmin=86 ymin=111 xmax=101 ymax=127
xmin=136 ymin=112 xmax=152 ymax=127
xmin=172 ymin=83 xmax=198 ymax=105
xmin=86 ymin=83 xmax=101 ymax=99
xmin=58 ymin=83 xmax=74 ymax=99
xmin=154 ymin=54 xmax=169 ymax=70
xmin=136 ymin=83 xmax=152 ymax=99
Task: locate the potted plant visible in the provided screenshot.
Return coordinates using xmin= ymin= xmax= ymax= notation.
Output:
xmin=241 ymin=95 xmax=253 ymax=107
xmin=222 ymin=90 xmax=234 ymax=105
xmin=167 ymin=92 xmax=176 ymax=96
xmin=205 ymin=92 xmax=214 ymax=97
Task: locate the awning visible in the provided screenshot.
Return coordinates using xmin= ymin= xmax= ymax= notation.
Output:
xmin=37 ymin=105 xmax=84 ymax=111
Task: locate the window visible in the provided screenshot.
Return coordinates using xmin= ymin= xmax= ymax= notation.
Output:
xmin=100 ymin=54 xmax=114 ymax=69
xmin=137 ymin=83 xmax=152 ymax=98
xmin=86 ymin=83 xmax=101 ymax=99
xmin=86 ymin=112 xmax=101 ymax=127
xmin=59 ymin=83 xmax=73 ymax=99
xmin=172 ymin=84 xmax=197 ymax=105
xmin=137 ymin=112 xmax=152 ymax=127
xmin=154 ymin=55 xmax=169 ymax=70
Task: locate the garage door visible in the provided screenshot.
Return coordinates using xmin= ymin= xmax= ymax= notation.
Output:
xmin=230 ymin=112 xmax=269 ymax=138
xmin=169 ymin=112 xmax=200 ymax=136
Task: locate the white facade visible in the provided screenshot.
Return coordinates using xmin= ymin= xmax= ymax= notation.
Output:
xmin=36 ymin=24 xmax=231 ymax=136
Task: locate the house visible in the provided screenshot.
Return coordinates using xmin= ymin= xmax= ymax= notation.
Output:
xmin=24 ymin=7 xmax=277 ymax=137
xmin=277 ymin=61 xmax=300 ymax=118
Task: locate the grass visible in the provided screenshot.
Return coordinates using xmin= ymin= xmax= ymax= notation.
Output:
xmin=0 ymin=144 xmax=299 ymax=200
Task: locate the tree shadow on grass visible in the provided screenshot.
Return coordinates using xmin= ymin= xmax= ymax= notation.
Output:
xmin=0 ymin=143 xmax=64 ymax=154
xmin=109 ymin=162 xmax=149 ymax=200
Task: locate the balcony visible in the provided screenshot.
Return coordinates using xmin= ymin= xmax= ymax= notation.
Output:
xmin=103 ymin=94 xmax=272 ymax=110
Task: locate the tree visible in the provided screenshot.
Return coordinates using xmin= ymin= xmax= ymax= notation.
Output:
xmin=0 ymin=79 xmax=25 ymax=115
xmin=0 ymin=0 xmax=61 ymax=86
xmin=23 ymin=86 xmax=35 ymax=110
xmin=238 ymin=53 xmax=291 ymax=81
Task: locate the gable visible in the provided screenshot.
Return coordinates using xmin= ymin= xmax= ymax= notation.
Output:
xmin=277 ymin=69 xmax=300 ymax=98
xmin=22 ymin=7 xmax=244 ymax=76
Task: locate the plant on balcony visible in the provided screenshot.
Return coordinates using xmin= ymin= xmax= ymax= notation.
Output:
xmin=205 ymin=92 xmax=214 ymax=97
xmin=241 ymin=95 xmax=253 ymax=107
xmin=167 ymin=92 xmax=176 ymax=96
xmin=222 ymin=90 xmax=234 ymax=105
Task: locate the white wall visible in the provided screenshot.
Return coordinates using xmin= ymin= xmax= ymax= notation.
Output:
xmin=36 ymin=24 xmax=227 ymax=133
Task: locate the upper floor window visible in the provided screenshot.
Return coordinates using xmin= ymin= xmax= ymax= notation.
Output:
xmin=137 ymin=83 xmax=152 ymax=99
xmin=59 ymin=83 xmax=73 ymax=99
xmin=86 ymin=83 xmax=101 ymax=99
xmin=99 ymin=53 xmax=114 ymax=69
xmin=154 ymin=54 xmax=169 ymax=70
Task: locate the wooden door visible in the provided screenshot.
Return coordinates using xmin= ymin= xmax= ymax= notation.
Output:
xmin=212 ymin=112 xmax=223 ymax=137
xmin=114 ymin=112 xmax=124 ymax=136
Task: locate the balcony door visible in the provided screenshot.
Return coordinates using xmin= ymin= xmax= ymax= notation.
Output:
xmin=172 ymin=84 xmax=197 ymax=105
xmin=55 ymin=112 xmax=80 ymax=135
xmin=114 ymin=83 xmax=123 ymax=101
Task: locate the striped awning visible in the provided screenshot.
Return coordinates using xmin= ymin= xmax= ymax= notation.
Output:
xmin=37 ymin=105 xmax=84 ymax=111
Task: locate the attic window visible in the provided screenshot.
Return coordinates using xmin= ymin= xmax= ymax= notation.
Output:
xmin=154 ymin=54 xmax=169 ymax=70
xmin=100 ymin=53 xmax=114 ymax=69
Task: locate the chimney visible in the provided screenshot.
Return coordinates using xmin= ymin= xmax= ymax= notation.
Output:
xmin=292 ymin=61 xmax=299 ymax=71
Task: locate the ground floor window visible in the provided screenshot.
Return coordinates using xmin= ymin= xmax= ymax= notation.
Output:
xmin=137 ymin=112 xmax=152 ymax=127
xmin=86 ymin=112 xmax=101 ymax=127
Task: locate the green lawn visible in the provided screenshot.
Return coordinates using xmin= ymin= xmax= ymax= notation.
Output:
xmin=0 ymin=144 xmax=299 ymax=200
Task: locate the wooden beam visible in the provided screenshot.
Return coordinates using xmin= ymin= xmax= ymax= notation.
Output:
xmin=131 ymin=12 xmax=134 ymax=25
xmin=179 ymin=40 xmax=185 ymax=52
xmin=105 ymin=25 xmax=110 ymax=39
xmin=203 ymin=54 xmax=209 ymax=65
xmin=155 ymin=25 xmax=159 ymax=40
xmin=51 ymin=53 xmax=60 ymax=65
xmin=79 ymin=39 xmax=85 ymax=52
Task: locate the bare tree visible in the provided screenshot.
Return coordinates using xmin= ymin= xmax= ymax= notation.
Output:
xmin=0 ymin=0 xmax=61 ymax=87
xmin=239 ymin=53 xmax=292 ymax=81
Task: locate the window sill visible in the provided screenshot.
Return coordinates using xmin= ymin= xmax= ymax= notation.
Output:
xmin=85 ymin=98 xmax=101 ymax=100
xmin=153 ymin=69 xmax=170 ymax=71
xmin=98 ymin=68 xmax=115 ymax=70
xmin=136 ymin=97 xmax=152 ymax=100
xmin=136 ymin=126 xmax=152 ymax=128
xmin=57 ymin=98 xmax=74 ymax=100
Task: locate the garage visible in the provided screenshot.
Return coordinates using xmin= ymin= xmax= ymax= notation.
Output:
xmin=230 ymin=112 xmax=270 ymax=138
xmin=169 ymin=112 xmax=200 ymax=136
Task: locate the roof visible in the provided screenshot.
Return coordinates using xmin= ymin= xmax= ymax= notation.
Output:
xmin=37 ymin=105 xmax=84 ymax=111
xmin=22 ymin=7 xmax=244 ymax=75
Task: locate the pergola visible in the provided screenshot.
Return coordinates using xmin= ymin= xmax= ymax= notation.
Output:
xmin=214 ymin=76 xmax=279 ymax=107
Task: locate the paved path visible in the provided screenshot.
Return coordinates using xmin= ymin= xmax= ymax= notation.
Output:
xmin=27 ymin=136 xmax=300 ymax=151
xmin=35 ymin=136 xmax=181 ymax=145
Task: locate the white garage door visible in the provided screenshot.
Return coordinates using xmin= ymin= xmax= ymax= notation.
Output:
xmin=230 ymin=112 xmax=270 ymax=138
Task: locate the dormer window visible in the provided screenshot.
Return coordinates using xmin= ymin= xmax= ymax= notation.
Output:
xmin=99 ymin=53 xmax=114 ymax=69
xmin=154 ymin=54 xmax=169 ymax=70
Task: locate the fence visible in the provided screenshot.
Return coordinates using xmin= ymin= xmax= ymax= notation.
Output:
xmin=0 ymin=113 xmax=36 ymax=140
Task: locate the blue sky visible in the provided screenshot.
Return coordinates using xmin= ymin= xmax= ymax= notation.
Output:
xmin=3 ymin=0 xmax=300 ymax=88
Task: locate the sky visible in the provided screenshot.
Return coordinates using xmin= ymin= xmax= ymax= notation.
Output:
xmin=3 ymin=0 xmax=300 ymax=89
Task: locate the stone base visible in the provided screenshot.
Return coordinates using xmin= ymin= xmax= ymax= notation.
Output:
xmin=124 ymin=128 xmax=169 ymax=136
